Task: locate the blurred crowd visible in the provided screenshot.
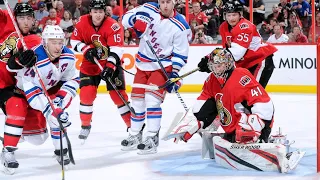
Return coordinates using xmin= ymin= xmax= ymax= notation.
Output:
xmin=17 ymin=0 xmax=320 ymax=45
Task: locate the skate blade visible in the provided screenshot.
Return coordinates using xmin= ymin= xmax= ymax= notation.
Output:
xmin=121 ymin=146 xmax=138 ymax=151
xmin=288 ymin=150 xmax=306 ymax=171
xmin=137 ymin=149 xmax=157 ymax=155
xmin=2 ymin=166 xmax=16 ymax=175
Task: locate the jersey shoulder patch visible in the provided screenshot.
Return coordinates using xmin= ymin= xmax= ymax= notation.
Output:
xmin=239 ymin=75 xmax=251 ymax=86
xmin=239 ymin=22 xmax=249 ymax=30
xmin=111 ymin=23 xmax=121 ymax=32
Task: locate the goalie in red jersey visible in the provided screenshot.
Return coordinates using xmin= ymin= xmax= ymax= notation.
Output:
xmin=218 ymin=0 xmax=277 ymax=88
xmin=164 ymin=48 xmax=305 ymax=173
xmin=70 ymin=0 xmax=129 ymax=142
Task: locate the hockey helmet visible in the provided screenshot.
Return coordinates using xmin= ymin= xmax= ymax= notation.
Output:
xmin=207 ymin=48 xmax=235 ymax=82
xmin=89 ymin=0 xmax=107 ymax=10
xmin=14 ymin=3 xmax=34 ymax=17
xmin=223 ymin=0 xmax=243 ymax=14
xmin=42 ymin=25 xmax=65 ymax=42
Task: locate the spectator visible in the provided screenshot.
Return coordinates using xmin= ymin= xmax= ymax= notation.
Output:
xmin=124 ymin=0 xmax=139 ymax=13
xmin=106 ymin=6 xmax=119 ymax=21
xmin=201 ymin=0 xmax=219 ymax=38
xmin=278 ymin=0 xmax=292 ymax=11
xmin=308 ymin=11 xmax=320 ymax=42
xmin=189 ymin=2 xmax=208 ymax=31
xmin=292 ymin=0 xmax=311 ymax=17
xmin=60 ymin=10 xmax=73 ymax=30
xmin=54 ymin=1 xmax=65 ymax=19
xmin=253 ymin=0 xmax=265 ymax=25
xmin=110 ymin=0 xmax=121 ymax=17
xmin=267 ymin=24 xmax=289 ymax=43
xmin=288 ymin=25 xmax=308 ymax=43
xmin=175 ymin=0 xmax=186 ymax=16
xmin=64 ymin=25 xmax=74 ymax=47
xmin=285 ymin=11 xmax=301 ymax=34
xmin=191 ymin=28 xmax=214 ymax=44
xmin=39 ymin=8 xmax=61 ymax=30
xmin=127 ymin=4 xmax=135 ymax=11
xmin=267 ymin=4 xmax=284 ymax=23
xmin=35 ymin=2 xmax=49 ymax=21
xmin=259 ymin=23 xmax=271 ymax=41
xmin=28 ymin=0 xmax=39 ymax=10
xmin=70 ymin=0 xmax=89 ymax=19
xmin=124 ymin=29 xmax=136 ymax=45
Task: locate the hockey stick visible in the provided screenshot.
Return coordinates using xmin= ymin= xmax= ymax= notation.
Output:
xmin=132 ymin=67 xmax=200 ymax=90
xmin=93 ymin=57 xmax=136 ymax=116
xmin=3 ymin=1 xmax=75 ymax=179
xmin=142 ymin=36 xmax=188 ymax=111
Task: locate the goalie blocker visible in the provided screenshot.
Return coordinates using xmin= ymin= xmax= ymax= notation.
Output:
xmin=162 ymin=47 xmax=305 ymax=173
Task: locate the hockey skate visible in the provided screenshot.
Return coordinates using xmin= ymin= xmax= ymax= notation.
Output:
xmin=54 ymin=149 xmax=70 ymax=169
xmin=121 ymin=128 xmax=143 ymax=151
xmin=137 ymin=131 xmax=159 ymax=155
xmin=79 ymin=125 xmax=91 ymax=145
xmin=1 ymin=146 xmax=19 ymax=175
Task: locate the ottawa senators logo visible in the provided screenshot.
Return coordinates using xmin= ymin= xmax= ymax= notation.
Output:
xmin=215 ymin=93 xmax=232 ymax=126
xmin=114 ymin=77 xmax=122 ymax=86
xmin=91 ymin=34 xmax=109 ymax=60
xmin=0 ymin=33 xmax=19 ymax=62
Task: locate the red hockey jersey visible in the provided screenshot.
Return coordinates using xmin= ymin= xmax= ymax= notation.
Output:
xmin=71 ymin=14 xmax=123 ymax=76
xmin=197 ymin=68 xmax=273 ymax=134
xmin=0 ymin=10 xmax=41 ymax=88
xmin=220 ymin=18 xmax=277 ymax=69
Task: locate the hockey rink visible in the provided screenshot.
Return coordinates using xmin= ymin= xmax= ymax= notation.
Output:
xmin=0 ymin=93 xmax=318 ymax=180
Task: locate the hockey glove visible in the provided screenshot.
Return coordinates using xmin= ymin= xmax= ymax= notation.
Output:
xmin=84 ymin=48 xmax=100 ymax=64
xmin=100 ymin=62 xmax=116 ymax=81
xmin=198 ymin=56 xmax=211 ymax=73
xmin=133 ymin=12 xmax=151 ymax=38
xmin=236 ymin=113 xmax=265 ymax=144
xmin=166 ymin=72 xmax=183 ymax=93
xmin=43 ymin=103 xmax=71 ymax=128
xmin=7 ymin=49 xmax=37 ymax=70
xmin=53 ymin=93 xmax=72 ymax=110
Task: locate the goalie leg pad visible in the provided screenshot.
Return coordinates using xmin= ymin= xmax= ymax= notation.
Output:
xmin=213 ymin=136 xmax=289 ymax=173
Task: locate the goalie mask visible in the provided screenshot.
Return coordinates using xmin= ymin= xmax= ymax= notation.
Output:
xmin=208 ymin=48 xmax=235 ymax=84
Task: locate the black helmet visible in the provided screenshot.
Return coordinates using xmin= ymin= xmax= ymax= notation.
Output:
xmin=223 ymin=0 xmax=243 ymax=14
xmin=14 ymin=3 xmax=34 ymax=17
xmin=89 ymin=0 xmax=107 ymax=10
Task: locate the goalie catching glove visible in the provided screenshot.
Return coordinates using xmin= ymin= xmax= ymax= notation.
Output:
xmin=236 ymin=113 xmax=265 ymax=144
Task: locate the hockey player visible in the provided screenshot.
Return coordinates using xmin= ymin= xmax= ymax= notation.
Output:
xmin=0 ymin=3 xmax=42 ymax=174
xmin=217 ymin=0 xmax=278 ymax=88
xmin=164 ymin=48 xmax=304 ymax=173
xmin=11 ymin=25 xmax=78 ymax=172
xmin=121 ymin=0 xmax=190 ymax=154
xmin=70 ymin=0 xmax=128 ymax=141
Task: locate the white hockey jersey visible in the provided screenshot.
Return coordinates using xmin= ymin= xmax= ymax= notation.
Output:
xmin=122 ymin=2 xmax=191 ymax=71
xmin=15 ymin=45 xmax=80 ymax=112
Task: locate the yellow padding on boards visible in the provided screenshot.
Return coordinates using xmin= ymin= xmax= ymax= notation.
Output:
xmin=94 ymin=85 xmax=316 ymax=94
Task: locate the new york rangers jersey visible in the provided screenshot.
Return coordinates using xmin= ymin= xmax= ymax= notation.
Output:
xmin=15 ymin=45 xmax=79 ymax=112
xmin=122 ymin=2 xmax=191 ymax=71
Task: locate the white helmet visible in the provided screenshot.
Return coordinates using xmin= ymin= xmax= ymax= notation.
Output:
xmin=42 ymin=25 xmax=64 ymax=42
